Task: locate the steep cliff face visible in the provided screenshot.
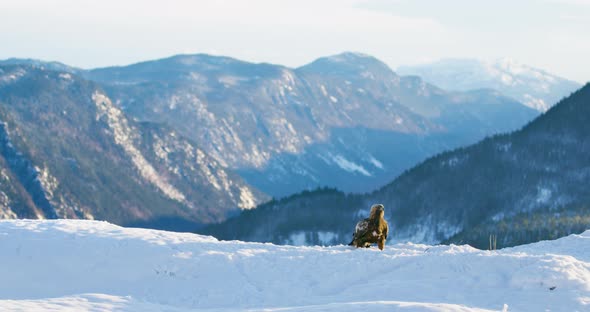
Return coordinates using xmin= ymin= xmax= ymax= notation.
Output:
xmin=0 ymin=65 xmax=267 ymax=228
xmin=87 ymin=52 xmax=537 ymax=197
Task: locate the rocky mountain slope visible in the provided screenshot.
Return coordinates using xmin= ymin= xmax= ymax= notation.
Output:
xmin=0 ymin=65 xmax=266 ymax=229
xmin=86 ymin=52 xmax=538 ymax=197
xmin=202 ymin=84 xmax=590 ymax=248
xmin=397 ymin=58 xmax=581 ymax=112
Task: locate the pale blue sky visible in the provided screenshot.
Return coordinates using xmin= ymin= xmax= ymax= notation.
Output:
xmin=0 ymin=0 xmax=588 ymax=82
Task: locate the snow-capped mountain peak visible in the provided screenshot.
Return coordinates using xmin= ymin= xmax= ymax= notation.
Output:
xmin=398 ymin=58 xmax=581 ymax=111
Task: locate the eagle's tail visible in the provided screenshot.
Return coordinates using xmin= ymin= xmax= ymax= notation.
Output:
xmin=348 ymin=238 xmax=355 ymax=246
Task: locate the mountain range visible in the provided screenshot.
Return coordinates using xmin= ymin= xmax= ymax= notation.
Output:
xmin=83 ymin=52 xmax=538 ymax=198
xmin=0 ymin=52 xmax=578 ymax=231
xmin=397 ymin=58 xmax=581 ymax=112
xmin=202 ymin=83 xmax=590 ymax=249
xmin=0 ymin=65 xmax=266 ymax=229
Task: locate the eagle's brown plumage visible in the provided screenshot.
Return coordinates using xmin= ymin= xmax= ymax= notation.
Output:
xmin=349 ymin=204 xmax=389 ymax=250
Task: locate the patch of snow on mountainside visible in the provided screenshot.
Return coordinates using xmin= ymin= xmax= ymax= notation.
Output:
xmin=330 ymin=153 xmax=371 ymax=176
xmin=366 ymin=155 xmax=384 ymax=169
xmin=320 ymin=85 xmax=328 ymax=97
xmin=536 ymin=187 xmax=552 ymax=204
xmin=0 ymin=189 xmax=16 ymax=219
xmin=58 ymin=73 xmax=72 ymax=80
xmin=238 ymin=186 xmax=256 ymax=210
xmin=1 ymin=220 xmax=590 ymax=311
xmin=0 ymin=67 xmax=26 ymax=85
xmin=33 ymin=166 xmax=59 ymax=206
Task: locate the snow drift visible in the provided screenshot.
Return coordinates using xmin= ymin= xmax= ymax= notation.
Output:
xmin=1 ymin=220 xmax=589 ymax=311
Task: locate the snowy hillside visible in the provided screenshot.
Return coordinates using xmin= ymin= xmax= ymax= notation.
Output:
xmin=1 ymin=220 xmax=589 ymax=311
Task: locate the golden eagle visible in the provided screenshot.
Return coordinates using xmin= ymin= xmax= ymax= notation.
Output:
xmin=349 ymin=204 xmax=389 ymax=250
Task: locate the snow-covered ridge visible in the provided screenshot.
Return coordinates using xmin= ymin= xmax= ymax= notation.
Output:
xmin=397 ymin=58 xmax=581 ymax=112
xmin=1 ymin=220 xmax=589 ymax=311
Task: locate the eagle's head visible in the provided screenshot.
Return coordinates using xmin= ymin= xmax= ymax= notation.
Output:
xmin=369 ymin=204 xmax=385 ymax=219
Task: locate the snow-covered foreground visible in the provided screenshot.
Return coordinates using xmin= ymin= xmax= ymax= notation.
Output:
xmin=1 ymin=220 xmax=589 ymax=311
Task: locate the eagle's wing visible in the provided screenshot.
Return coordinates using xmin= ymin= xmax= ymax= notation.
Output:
xmin=353 ymin=218 xmax=371 ymax=240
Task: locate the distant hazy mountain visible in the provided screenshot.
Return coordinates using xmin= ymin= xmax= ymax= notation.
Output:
xmin=0 ymin=65 xmax=267 ymax=229
xmin=0 ymin=58 xmax=80 ymax=74
xmin=397 ymin=58 xmax=581 ymax=112
xmin=85 ymin=52 xmax=537 ymax=197
xmin=202 ymin=83 xmax=590 ymax=249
